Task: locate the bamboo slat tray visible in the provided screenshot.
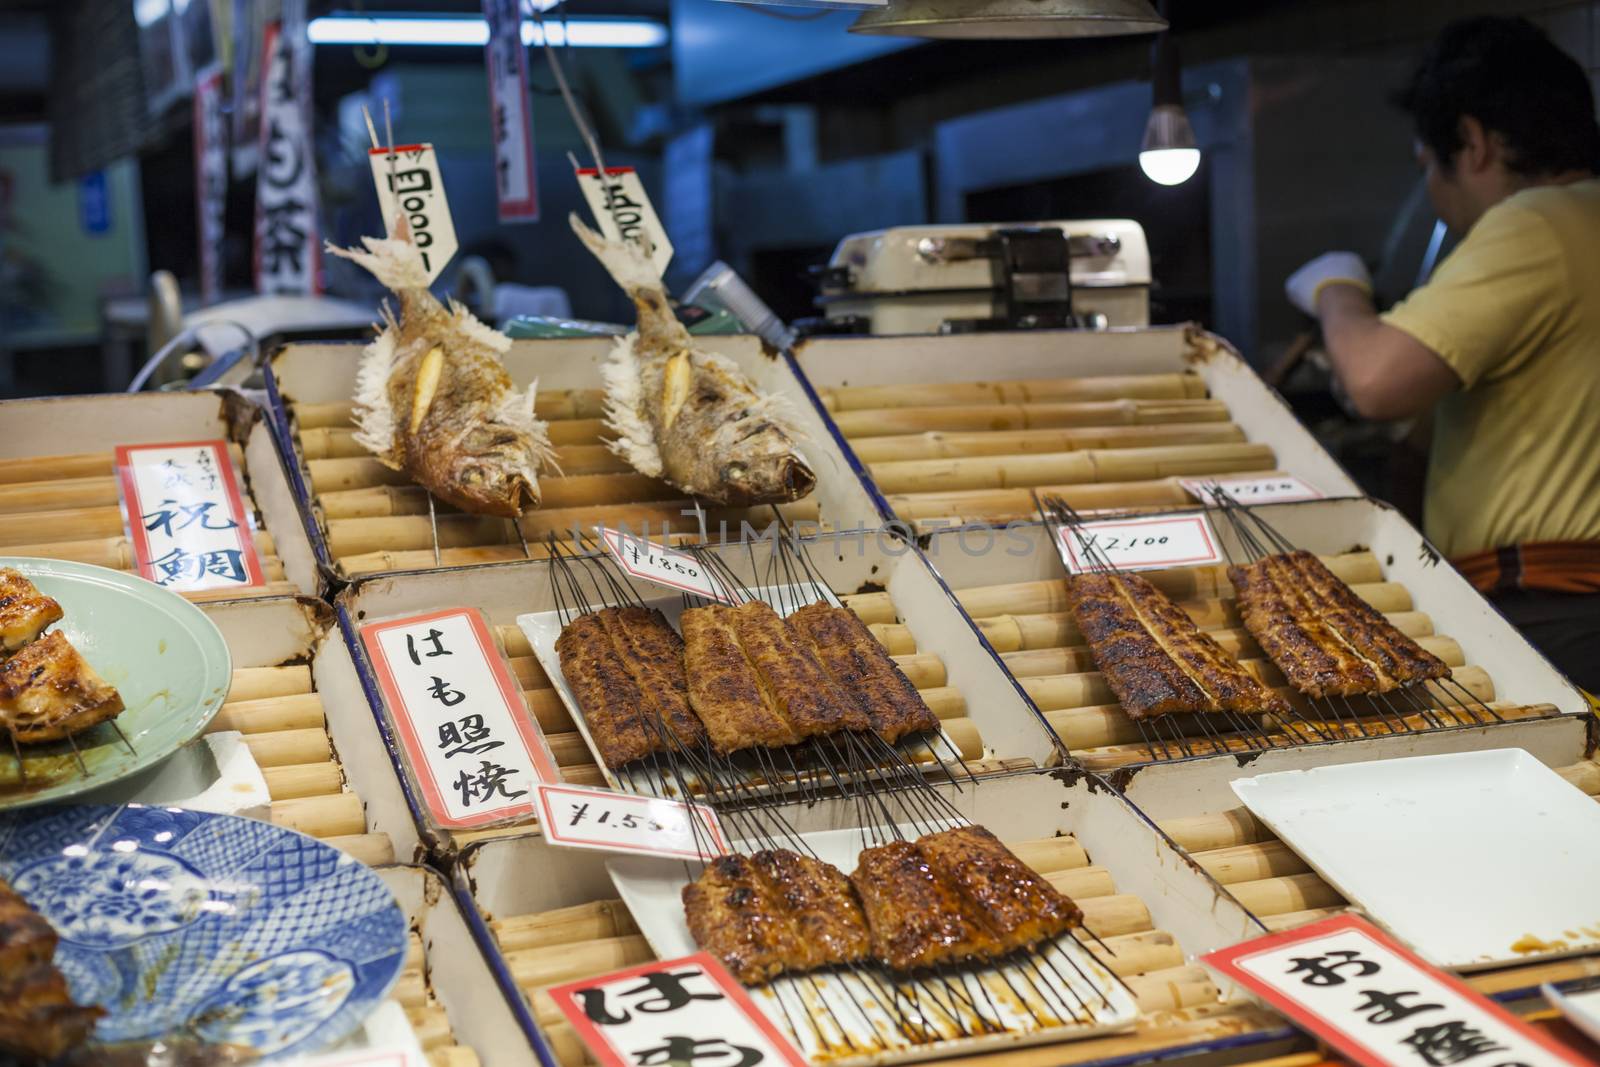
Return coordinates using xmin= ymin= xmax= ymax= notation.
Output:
xmin=787 ymin=326 xmax=1360 ymax=532
xmin=265 ymin=336 xmax=886 ymax=580
xmin=0 ymin=391 xmax=321 ymax=600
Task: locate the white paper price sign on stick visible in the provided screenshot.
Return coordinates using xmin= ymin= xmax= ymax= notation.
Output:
xmin=576 ymin=166 xmax=673 ymax=275
xmin=1180 ymin=474 xmax=1325 ymax=505
xmin=598 ymin=526 xmax=734 ymax=603
xmin=549 ymin=953 xmax=807 ymax=1067
xmin=116 ymin=441 xmax=266 ymax=592
xmin=368 ymin=144 xmax=459 ymax=284
xmin=1204 ymin=914 xmax=1587 ymax=1067
xmin=536 ymin=783 xmax=728 ymax=859
xmin=362 ymin=608 xmax=559 ymax=828
xmin=1058 ymin=513 xmax=1223 ymax=573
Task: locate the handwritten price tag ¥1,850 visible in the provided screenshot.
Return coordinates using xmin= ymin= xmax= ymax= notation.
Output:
xmin=116 ymin=440 xmax=266 ymax=592
xmin=598 ymin=526 xmax=734 ymax=603
xmin=549 ymin=953 xmax=807 ymax=1067
xmin=1057 ymin=513 xmax=1223 ymax=574
xmin=1203 ymin=915 xmax=1588 ymax=1067
xmin=536 ymin=784 xmax=728 ymax=860
xmin=362 ymin=608 xmax=559 ymax=828
xmin=1179 ymin=474 xmax=1324 ymax=505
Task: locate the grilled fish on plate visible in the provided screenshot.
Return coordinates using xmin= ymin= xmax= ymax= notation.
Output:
xmin=329 ymin=231 xmax=555 ymax=517
xmin=0 ymin=567 xmax=62 ymax=653
xmin=570 ymin=215 xmax=815 ymax=506
xmin=0 ymin=631 xmax=125 ymax=744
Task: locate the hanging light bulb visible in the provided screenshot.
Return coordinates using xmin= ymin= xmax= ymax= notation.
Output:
xmin=1139 ymin=15 xmax=1199 ymax=185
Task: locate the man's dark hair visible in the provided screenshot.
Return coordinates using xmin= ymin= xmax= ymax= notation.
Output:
xmin=1395 ymin=16 xmax=1600 ymax=176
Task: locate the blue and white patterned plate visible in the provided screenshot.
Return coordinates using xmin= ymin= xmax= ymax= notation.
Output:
xmin=0 ymin=805 xmax=408 ymax=1060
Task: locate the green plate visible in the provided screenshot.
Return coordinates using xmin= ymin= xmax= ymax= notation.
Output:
xmin=0 ymin=557 xmax=231 ymax=809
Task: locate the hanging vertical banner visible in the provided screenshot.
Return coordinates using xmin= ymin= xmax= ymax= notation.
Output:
xmin=482 ymin=0 xmax=539 ymax=222
xmin=367 ymin=144 xmax=459 ymax=284
xmin=193 ymin=64 xmax=227 ymax=306
xmin=253 ymin=12 xmax=321 ymax=295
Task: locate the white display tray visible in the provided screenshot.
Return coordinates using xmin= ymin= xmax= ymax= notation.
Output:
xmin=789 ymin=326 xmax=1361 ymax=525
xmin=1231 ymin=749 xmax=1600 ymax=972
xmin=0 ymin=389 xmax=323 ymax=596
xmin=608 ymin=819 xmax=1138 ymax=1065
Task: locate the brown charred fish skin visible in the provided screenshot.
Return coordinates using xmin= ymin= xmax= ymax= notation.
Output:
xmin=0 ymin=877 xmax=104 ymax=1061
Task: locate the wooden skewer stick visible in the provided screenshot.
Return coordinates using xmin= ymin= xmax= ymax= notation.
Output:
xmin=868 ymin=442 xmax=1276 ymax=496
xmin=818 ymin=373 xmax=1209 ymax=411
xmin=847 ymin=422 xmax=1246 ymax=464
xmin=832 ymin=398 xmax=1230 ymax=438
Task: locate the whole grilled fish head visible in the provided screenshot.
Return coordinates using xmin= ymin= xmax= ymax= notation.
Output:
xmin=715 ymin=448 xmax=817 ymax=505
xmin=407 ymin=410 xmax=542 ymax=518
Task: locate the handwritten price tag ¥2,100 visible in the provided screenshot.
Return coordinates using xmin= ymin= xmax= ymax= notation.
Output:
xmin=536 ymin=784 xmax=728 ymax=860
xmin=116 ymin=440 xmax=266 ymax=592
xmin=598 ymin=527 xmax=733 ymax=603
xmin=1058 ymin=513 xmax=1223 ymax=573
xmin=369 ymin=143 xmax=459 ymax=284
xmin=549 ymin=953 xmax=807 ymax=1067
xmin=576 ymin=166 xmax=674 ymax=275
xmin=362 ymin=608 xmax=559 ymax=828
xmin=1179 ymin=474 xmax=1325 ymax=505
xmin=1203 ymin=914 xmax=1587 ymax=1067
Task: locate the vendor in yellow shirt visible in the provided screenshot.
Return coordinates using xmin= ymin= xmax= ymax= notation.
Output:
xmin=1286 ymin=16 xmax=1600 ymax=690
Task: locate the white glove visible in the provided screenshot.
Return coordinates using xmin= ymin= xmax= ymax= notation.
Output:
xmin=1285 ymin=252 xmax=1372 ymax=316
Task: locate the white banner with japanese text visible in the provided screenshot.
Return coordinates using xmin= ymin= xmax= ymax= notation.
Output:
xmin=482 ymin=0 xmax=539 ymax=222
xmin=193 ymin=64 xmax=227 ymax=306
xmin=253 ymin=12 xmax=321 ymax=294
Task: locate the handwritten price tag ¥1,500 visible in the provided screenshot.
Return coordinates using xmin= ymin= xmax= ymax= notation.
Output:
xmin=1203 ymin=914 xmax=1587 ymax=1067
xmin=599 ymin=527 xmax=734 ymax=603
xmin=116 ymin=441 xmax=266 ymax=593
xmin=536 ymin=784 xmax=728 ymax=860
xmin=1179 ymin=474 xmax=1324 ymax=505
xmin=1058 ymin=513 xmax=1223 ymax=574
xmin=362 ymin=608 xmax=559 ymax=828
xmin=549 ymin=953 xmax=807 ymax=1067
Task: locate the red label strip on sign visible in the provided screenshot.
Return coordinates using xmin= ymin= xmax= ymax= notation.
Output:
xmin=1203 ymin=914 xmax=1589 ymax=1067
xmin=115 ymin=440 xmax=266 ymax=592
xmin=548 ymin=952 xmax=807 ymax=1067
xmin=362 ymin=607 xmax=559 ymax=829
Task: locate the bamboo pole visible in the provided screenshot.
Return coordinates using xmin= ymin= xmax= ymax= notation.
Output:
xmin=507 ymin=933 xmax=654 ymax=988
xmin=885 ymin=476 xmax=1198 ymax=520
xmin=1190 ymin=840 xmax=1310 ymax=885
xmin=1087 ymin=931 xmax=1185 ymax=978
xmin=327 ymin=514 xmax=515 ymax=559
xmin=182 ymin=579 xmax=299 ymax=603
xmin=0 ymin=476 xmax=120 ymax=515
xmin=832 ymin=398 xmax=1230 ymax=438
xmin=244 ymin=727 xmax=331 ymax=767
xmin=1262 ymin=907 xmax=1348 ymax=932
xmin=270 ymin=792 xmax=366 ymax=837
xmin=493 ymin=899 xmax=640 ymax=953
xmin=1044 ymin=866 xmax=1117 ymax=900
xmin=324 ymin=832 xmax=396 ymax=865
xmin=838 ymin=591 xmax=895 ymax=624
xmin=1079 ymin=894 xmax=1152 ymax=938
xmin=508 ymin=655 xmax=553 ymax=691
xmin=294 ymin=389 xmax=608 ymax=430
xmin=819 ymin=373 xmax=1208 ymax=411
xmin=849 ymin=423 xmax=1248 ymax=464
xmin=263 ymin=761 xmax=345 ymax=800
xmin=523 ymin=689 xmax=577 ymax=734
xmin=1007 ymin=836 xmax=1088 ymax=873
xmin=1227 ymin=872 xmax=1344 ymax=916
xmin=1558 ymin=759 xmax=1600 ymax=795
xmin=868 ymin=442 xmax=1276 ymax=495
xmin=227 ymin=665 xmax=314 ymax=702
xmin=0 ymin=443 xmax=247 ymax=485
xmin=429 ymin=1048 xmax=480 ymax=1067
xmin=1158 ymin=808 xmax=1270 ymax=852
xmin=208 ymin=693 xmax=325 ymax=734
xmin=1127 ymin=966 xmax=1220 ymax=1014
xmin=1 ymin=530 xmax=277 ymax=571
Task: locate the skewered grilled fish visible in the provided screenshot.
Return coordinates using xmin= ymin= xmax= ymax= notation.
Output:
xmin=0 ymin=631 xmax=124 ymax=744
xmin=915 ymin=826 xmax=1080 ymax=950
xmin=729 ymin=602 xmax=868 ymax=738
xmin=555 ymin=611 xmax=659 ymax=769
xmin=570 ymin=215 xmax=815 ymax=506
xmin=851 ymin=840 xmax=995 ymax=972
xmin=0 ymin=569 xmax=61 ymax=654
xmin=680 ymin=605 xmax=800 ymax=754
xmin=790 ymin=602 xmax=939 ymax=743
xmin=0 ymin=876 xmax=103 ymax=1060
xmin=328 ymin=231 xmax=554 ymax=518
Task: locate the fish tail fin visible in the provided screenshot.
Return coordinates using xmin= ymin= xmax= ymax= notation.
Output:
xmin=568 ymin=213 xmax=692 ymax=353
xmin=326 ymin=234 xmax=431 ymax=293
xmin=351 ymin=306 xmax=402 ymax=468
xmin=600 ymin=335 xmax=664 ymax=478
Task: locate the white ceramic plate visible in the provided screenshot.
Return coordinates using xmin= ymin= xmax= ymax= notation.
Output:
xmin=608 ymin=822 xmax=1138 ymax=1066
xmin=1231 ymin=748 xmax=1600 ymax=971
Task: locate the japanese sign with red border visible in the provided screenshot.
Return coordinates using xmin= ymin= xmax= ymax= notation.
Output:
xmin=116 ymin=440 xmax=266 ymax=592
xmin=1180 ymin=473 xmax=1325 ymax=506
xmin=598 ymin=526 xmax=734 ymax=603
xmin=535 ymin=783 xmax=728 ymax=860
xmin=1057 ymin=512 xmax=1223 ymax=573
xmin=575 ymin=166 xmax=673 ymax=275
xmin=548 ymin=953 xmax=807 ymax=1067
xmin=1203 ymin=914 xmax=1587 ymax=1067
xmin=367 ymin=143 xmax=459 ymax=284
xmin=482 ymin=0 xmax=539 ymax=222
xmin=362 ymin=607 xmax=559 ymax=828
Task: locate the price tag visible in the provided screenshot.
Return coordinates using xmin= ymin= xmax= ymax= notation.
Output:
xmin=369 ymin=144 xmax=459 ymax=285
xmin=536 ymin=784 xmax=728 ymax=859
xmin=598 ymin=526 xmax=733 ymax=603
xmin=116 ymin=441 xmax=266 ymax=592
xmin=549 ymin=953 xmax=807 ymax=1067
xmin=1057 ymin=513 xmax=1223 ymax=573
xmin=576 ymin=166 xmax=674 ymax=275
xmin=482 ymin=0 xmax=539 ymax=223
xmin=1180 ymin=474 xmax=1324 ymax=505
xmin=362 ymin=608 xmax=559 ymax=828
xmin=1203 ymin=914 xmax=1586 ymax=1067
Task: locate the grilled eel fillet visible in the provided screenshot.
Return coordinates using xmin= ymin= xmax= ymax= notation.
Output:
xmin=1230 ymin=551 xmax=1448 ymax=697
xmin=852 ymin=831 xmax=1082 ymax=973
xmin=1069 ymin=572 xmax=1290 ymax=720
xmin=731 ymin=601 xmax=869 ymax=737
xmin=0 ymin=631 xmax=125 ymax=744
xmin=0 ymin=568 xmax=62 ymax=654
xmin=601 ymin=607 xmax=707 ymax=752
xmin=683 ymin=850 xmax=869 ymax=984
xmin=0 ymin=877 xmax=103 ymax=1061
xmin=790 ymin=602 xmax=939 ymax=744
